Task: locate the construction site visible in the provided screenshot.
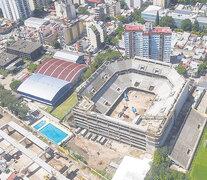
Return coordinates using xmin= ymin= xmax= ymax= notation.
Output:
xmin=72 ymin=58 xmax=189 ymax=153
xmin=110 ymin=90 xmax=155 ymax=122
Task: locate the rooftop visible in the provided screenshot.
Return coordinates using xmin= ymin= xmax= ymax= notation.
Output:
xmin=0 ymin=52 xmax=18 ymax=67
xmin=125 ymin=25 xmax=172 ymax=34
xmin=7 ymin=40 xmax=42 ymax=54
xmin=169 ymin=109 xmax=206 ymax=169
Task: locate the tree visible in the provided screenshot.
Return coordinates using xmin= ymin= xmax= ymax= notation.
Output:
xmin=120 ymin=0 xmax=127 ymax=9
xmin=181 ymin=19 xmax=192 ymax=31
xmin=116 ymin=15 xmax=128 ymax=23
xmin=78 ymin=7 xmax=89 ymax=15
xmin=192 ymin=20 xmax=199 ymax=32
xmin=10 ymin=80 xmax=22 ymax=91
xmin=155 ymin=11 xmax=159 ymax=26
xmin=145 ymin=147 xmax=189 ymax=180
xmin=198 ymin=63 xmax=206 ymax=75
xmin=33 ymin=8 xmax=45 ymax=17
xmin=28 ymin=64 xmax=38 ymax=73
xmin=51 ymin=40 xmax=61 ymax=49
xmin=176 ymin=65 xmax=187 ymax=75
xmin=160 ymin=16 xmax=176 ymax=29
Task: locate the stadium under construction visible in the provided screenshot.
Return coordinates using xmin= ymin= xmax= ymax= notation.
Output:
xmin=72 ymin=58 xmax=189 ymax=153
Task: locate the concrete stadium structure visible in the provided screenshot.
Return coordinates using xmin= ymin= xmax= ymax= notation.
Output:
xmin=72 ymin=58 xmax=189 ymax=153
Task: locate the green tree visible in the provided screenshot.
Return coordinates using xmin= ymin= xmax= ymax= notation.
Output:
xmin=160 ymin=16 xmax=176 ymax=29
xmin=192 ymin=20 xmax=199 ymax=32
xmin=78 ymin=7 xmax=89 ymax=15
xmin=33 ymin=8 xmax=45 ymax=17
xmin=198 ymin=63 xmax=206 ymax=75
xmin=28 ymin=64 xmax=38 ymax=73
xmin=120 ymin=0 xmax=126 ymax=9
xmin=181 ymin=19 xmax=192 ymax=31
xmin=116 ymin=15 xmax=128 ymax=23
xmin=155 ymin=11 xmax=159 ymax=26
xmin=10 ymin=80 xmax=22 ymax=91
xmin=176 ymin=65 xmax=187 ymax=75
xmin=51 ymin=40 xmax=61 ymax=49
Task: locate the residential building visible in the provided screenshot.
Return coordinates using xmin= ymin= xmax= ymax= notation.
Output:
xmin=86 ymin=21 xmax=105 ymax=50
xmin=153 ymin=0 xmax=170 ymax=8
xmin=141 ymin=5 xmax=207 ymax=28
xmin=59 ymin=19 xmax=84 ymax=46
xmin=55 ymin=0 xmax=76 ymax=20
xmin=94 ymin=4 xmax=105 ymax=21
xmin=28 ymin=0 xmax=50 ymax=11
xmin=106 ymin=1 xmax=121 ymax=17
xmin=124 ymin=23 xmax=172 ymax=62
xmin=125 ymin=0 xmax=142 ymax=9
xmin=0 ymin=0 xmax=32 ymax=21
xmin=38 ymin=22 xmax=60 ymax=45
xmin=72 ymin=0 xmax=85 ymax=5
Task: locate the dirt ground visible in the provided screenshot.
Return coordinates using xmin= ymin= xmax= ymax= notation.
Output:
xmin=67 ymin=135 xmax=151 ymax=171
xmin=110 ymin=90 xmax=155 ymax=122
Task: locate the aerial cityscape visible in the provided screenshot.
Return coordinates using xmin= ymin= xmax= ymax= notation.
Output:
xmin=0 ymin=0 xmax=207 ymax=179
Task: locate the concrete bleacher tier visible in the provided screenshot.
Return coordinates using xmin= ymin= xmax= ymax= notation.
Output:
xmin=169 ymin=109 xmax=206 ymax=170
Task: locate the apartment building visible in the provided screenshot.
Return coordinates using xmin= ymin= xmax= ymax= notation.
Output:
xmin=106 ymin=1 xmax=121 ymax=17
xmin=55 ymin=0 xmax=76 ymax=20
xmin=59 ymin=19 xmax=84 ymax=46
xmin=28 ymin=0 xmax=50 ymax=11
xmin=0 ymin=0 xmax=32 ymax=20
xmin=124 ymin=23 xmax=172 ymax=63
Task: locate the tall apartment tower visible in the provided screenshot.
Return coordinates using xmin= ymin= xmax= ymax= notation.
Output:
xmin=94 ymin=4 xmax=105 ymax=21
xmin=0 ymin=0 xmax=32 ymax=20
xmin=106 ymin=1 xmax=121 ymax=17
xmin=28 ymin=0 xmax=50 ymax=11
xmin=124 ymin=23 xmax=172 ymax=63
xmin=86 ymin=21 xmax=105 ymax=50
xmin=125 ymin=0 xmax=142 ymax=9
xmin=55 ymin=0 xmax=76 ymax=20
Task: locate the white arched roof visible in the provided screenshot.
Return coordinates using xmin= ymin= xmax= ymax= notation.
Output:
xmin=17 ymin=73 xmax=71 ymax=103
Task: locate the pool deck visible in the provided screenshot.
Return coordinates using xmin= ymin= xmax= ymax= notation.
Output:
xmin=32 ymin=116 xmax=73 ymax=145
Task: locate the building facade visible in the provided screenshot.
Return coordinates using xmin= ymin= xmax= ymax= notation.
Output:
xmin=86 ymin=21 xmax=105 ymax=50
xmin=106 ymin=1 xmax=121 ymax=17
xmin=55 ymin=0 xmax=76 ymax=20
xmin=0 ymin=0 xmax=32 ymax=20
xmin=124 ymin=23 xmax=171 ymax=63
xmin=125 ymin=0 xmax=142 ymax=9
xmin=59 ymin=19 xmax=84 ymax=46
xmin=28 ymin=0 xmax=50 ymax=11
xmin=153 ymin=0 xmax=170 ymax=8
xmin=94 ymin=4 xmax=105 ymax=21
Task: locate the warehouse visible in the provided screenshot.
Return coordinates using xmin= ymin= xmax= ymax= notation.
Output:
xmin=24 ymin=17 xmax=50 ymax=29
xmin=35 ymin=58 xmax=87 ymax=84
xmin=6 ymin=40 xmax=43 ymax=60
xmin=53 ymin=50 xmax=85 ymax=64
xmin=17 ymin=73 xmax=72 ymax=106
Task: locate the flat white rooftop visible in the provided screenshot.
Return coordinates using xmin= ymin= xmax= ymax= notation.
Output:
xmin=112 ymin=156 xmax=152 ymax=180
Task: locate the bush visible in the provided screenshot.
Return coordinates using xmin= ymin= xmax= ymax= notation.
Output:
xmin=10 ymin=80 xmax=22 ymax=91
xmin=28 ymin=64 xmax=38 ymax=73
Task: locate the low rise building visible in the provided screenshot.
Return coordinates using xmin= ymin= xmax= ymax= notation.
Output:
xmin=6 ymin=40 xmax=43 ymax=60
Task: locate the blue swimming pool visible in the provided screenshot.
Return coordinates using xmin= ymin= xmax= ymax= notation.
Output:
xmin=39 ymin=123 xmax=68 ymax=144
xmin=34 ymin=120 xmax=47 ymax=130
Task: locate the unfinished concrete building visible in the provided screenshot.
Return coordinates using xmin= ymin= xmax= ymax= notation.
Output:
xmin=72 ymin=58 xmax=189 ymax=153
